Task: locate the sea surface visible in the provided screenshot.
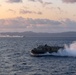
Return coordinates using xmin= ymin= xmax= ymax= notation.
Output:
xmin=0 ymin=37 xmax=76 ymax=75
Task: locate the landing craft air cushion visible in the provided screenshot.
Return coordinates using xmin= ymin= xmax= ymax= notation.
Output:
xmin=31 ymin=44 xmax=64 ymax=56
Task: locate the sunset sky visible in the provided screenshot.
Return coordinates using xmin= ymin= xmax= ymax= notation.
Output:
xmin=0 ymin=0 xmax=76 ymax=33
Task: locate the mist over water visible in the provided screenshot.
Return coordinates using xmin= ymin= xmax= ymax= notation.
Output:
xmin=52 ymin=41 xmax=76 ymax=57
xmin=0 ymin=34 xmax=23 ymax=37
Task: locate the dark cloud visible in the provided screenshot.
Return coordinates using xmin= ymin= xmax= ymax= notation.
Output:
xmin=28 ymin=0 xmax=36 ymax=2
xmin=57 ymin=7 xmax=64 ymax=14
xmin=43 ymin=2 xmax=52 ymax=7
xmin=38 ymin=0 xmax=43 ymax=3
xmin=37 ymin=12 xmax=42 ymax=15
xmin=8 ymin=9 xmax=16 ymax=14
xmin=62 ymin=0 xmax=76 ymax=3
xmin=20 ymin=9 xmax=34 ymax=14
xmin=29 ymin=0 xmax=43 ymax=3
xmin=44 ymin=2 xmax=52 ymax=5
xmin=29 ymin=0 xmax=52 ymax=7
xmin=20 ymin=9 xmax=42 ymax=15
xmin=57 ymin=7 xmax=61 ymax=11
xmin=7 ymin=0 xmax=22 ymax=3
xmin=23 ymin=6 xmax=29 ymax=9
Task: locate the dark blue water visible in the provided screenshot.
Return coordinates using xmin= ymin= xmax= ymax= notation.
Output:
xmin=0 ymin=37 xmax=76 ymax=75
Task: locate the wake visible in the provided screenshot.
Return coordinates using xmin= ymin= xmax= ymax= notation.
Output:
xmin=52 ymin=41 xmax=76 ymax=57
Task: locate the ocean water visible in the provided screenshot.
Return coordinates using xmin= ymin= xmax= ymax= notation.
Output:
xmin=0 ymin=37 xmax=76 ymax=75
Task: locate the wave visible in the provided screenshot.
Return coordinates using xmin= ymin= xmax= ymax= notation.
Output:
xmin=51 ymin=41 xmax=76 ymax=57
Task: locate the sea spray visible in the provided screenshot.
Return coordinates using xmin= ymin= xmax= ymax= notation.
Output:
xmin=52 ymin=41 xmax=76 ymax=57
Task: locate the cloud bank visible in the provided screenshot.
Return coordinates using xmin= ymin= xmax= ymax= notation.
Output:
xmin=0 ymin=17 xmax=76 ymax=32
xmin=0 ymin=17 xmax=61 ymax=32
